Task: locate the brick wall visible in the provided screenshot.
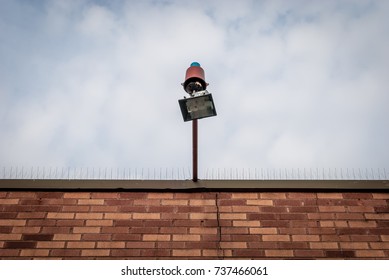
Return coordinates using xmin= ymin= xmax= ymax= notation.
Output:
xmin=0 ymin=190 xmax=388 ymax=259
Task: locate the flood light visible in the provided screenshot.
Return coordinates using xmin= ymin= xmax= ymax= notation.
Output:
xmin=178 ymin=92 xmax=217 ymax=122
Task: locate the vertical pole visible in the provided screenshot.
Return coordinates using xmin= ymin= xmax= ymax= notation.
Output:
xmin=192 ymin=119 xmax=198 ymax=182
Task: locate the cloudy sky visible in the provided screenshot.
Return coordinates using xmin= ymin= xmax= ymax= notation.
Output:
xmin=1 ymin=0 xmax=388 ymax=178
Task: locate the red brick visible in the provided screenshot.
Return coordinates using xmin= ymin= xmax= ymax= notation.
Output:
xmin=372 ymin=193 xmax=389 ymax=199
xmin=288 ymin=207 xmax=317 ymax=213
xmin=75 ymin=213 xmax=103 ymax=219
xmin=190 ymin=227 xmax=217 ymax=234
xmin=47 ymin=213 xmax=75 ymax=219
xmin=13 ymin=227 xmax=42 ymax=234
xmin=67 ymin=242 xmax=95 ymax=248
xmin=189 ymin=199 xmax=215 ymax=206
xmin=355 ymin=250 xmax=385 ymax=257
xmin=81 ymin=249 xmax=110 ymax=257
xmin=347 ymin=206 xmax=375 ymax=212
xmin=308 ymin=213 xmax=335 ymax=219
xmin=318 ymin=206 xmax=346 ymax=212
xmin=126 ymin=241 xmax=155 ymax=249
xmin=221 ymin=227 xmax=249 ymax=234
xmin=279 ymin=228 xmax=307 ymax=235
xmin=343 ymin=193 xmax=372 ymax=199
xmin=53 ymin=234 xmax=82 ymax=241
xmin=189 ymin=213 xmax=217 ymax=220
xmin=161 ymin=213 xmax=188 ymax=219
xmin=97 ymin=241 xmax=125 ymax=248
xmin=143 ymin=234 xmax=170 ymax=241
xmin=20 ymin=249 xmax=50 ymax=257
xmin=0 ymin=220 xmax=26 ymax=226
xmin=0 ymin=199 xmax=19 ymax=204
xmin=78 ymin=199 xmax=104 ymax=205
xmin=232 ymin=206 xmax=259 ymax=212
xmin=369 ymin=242 xmax=389 ymax=249
xmin=310 ymin=242 xmax=338 ymax=249
xmin=50 ymin=249 xmax=81 ymax=257
xmin=148 ymin=193 xmax=174 ymax=199
xmin=249 ymin=228 xmax=278 ymax=234
xmin=292 ymin=235 xmax=320 ymax=242
xmin=86 ymin=220 xmax=113 ymax=226
xmin=0 ymin=234 xmax=22 ymax=240
xmin=265 ymin=250 xmax=293 ymax=257
xmin=172 ymin=249 xmax=201 ymax=257
xmin=173 ymin=235 xmax=201 ymax=241
xmin=104 ymin=213 xmax=131 ymax=219
xmin=288 ymin=193 xmax=316 ymax=199
xmin=219 ymin=199 xmax=246 ymax=206
xmin=0 ymin=249 xmax=21 ymax=257
xmin=340 ymin=242 xmax=369 ymax=249
xmin=62 ymin=206 xmax=90 ymax=212
xmin=233 ymin=221 xmax=261 ymax=227
xmin=220 ymin=242 xmax=247 ymax=249
xmin=36 ymin=241 xmax=65 ymax=248
xmin=317 ymin=193 xmax=343 ymax=199
xmin=119 ymin=193 xmax=147 ymax=199
xmin=231 ymin=193 xmax=258 ymax=199
xmin=260 ymin=193 xmax=286 ymax=199
xmin=247 ymin=199 xmax=273 ymax=206
xmin=63 ymin=193 xmax=90 ymax=199
xmin=349 ymin=221 xmax=377 ymax=228
xmin=263 ymin=235 xmax=290 ymax=242
xmin=91 ymin=193 xmax=118 ymax=199
xmin=133 ymin=213 xmax=160 ymax=219
xmin=259 ymin=206 xmax=288 ymax=213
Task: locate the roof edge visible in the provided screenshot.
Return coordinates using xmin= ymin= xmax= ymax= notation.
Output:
xmin=0 ymin=179 xmax=388 ymax=191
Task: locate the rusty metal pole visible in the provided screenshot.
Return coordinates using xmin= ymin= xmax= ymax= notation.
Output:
xmin=192 ymin=119 xmax=198 ymax=182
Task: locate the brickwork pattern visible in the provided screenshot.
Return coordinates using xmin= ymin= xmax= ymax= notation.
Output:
xmin=0 ymin=191 xmax=388 ymax=259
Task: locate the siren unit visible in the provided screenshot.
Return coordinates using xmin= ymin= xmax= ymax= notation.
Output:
xmin=178 ymin=62 xmax=217 ymax=122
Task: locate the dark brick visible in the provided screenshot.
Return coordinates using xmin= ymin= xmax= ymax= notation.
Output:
xmin=184 ymin=242 xmax=218 ymax=249
xmin=119 ymin=193 xmax=148 ymax=199
xmin=295 ymin=250 xmax=325 ymax=258
xmin=111 ymin=249 xmax=141 ymax=257
xmin=338 ymin=228 xmax=369 ymax=235
xmin=279 ymin=214 xmax=308 ymax=220
xmin=325 ymin=250 xmax=355 ymax=258
xmin=247 ymin=213 xmax=277 ymax=220
xmin=22 ymin=234 xmax=54 ymax=241
xmin=219 ymin=199 xmax=246 ymax=206
xmin=343 ymin=193 xmax=372 ymax=199
xmin=288 ymin=207 xmax=318 ymax=213
xmin=0 ymin=213 xmax=18 ymax=219
xmin=274 ymin=200 xmax=302 ymax=206
xmin=50 ymin=249 xmax=81 ymax=257
xmin=233 ymin=249 xmax=265 ymax=257
xmin=259 ymin=206 xmax=288 ymax=213
xmin=374 ymin=206 xmax=389 ymax=213
xmin=261 ymin=221 xmax=290 ymax=227
xmin=112 ymin=234 xmax=142 ymax=241
xmin=4 ymin=241 xmax=36 ymax=249
xmin=140 ymin=249 xmax=170 ymax=257
xmin=36 ymin=192 xmax=64 ymax=199
xmin=0 ymin=226 xmax=13 ymax=233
